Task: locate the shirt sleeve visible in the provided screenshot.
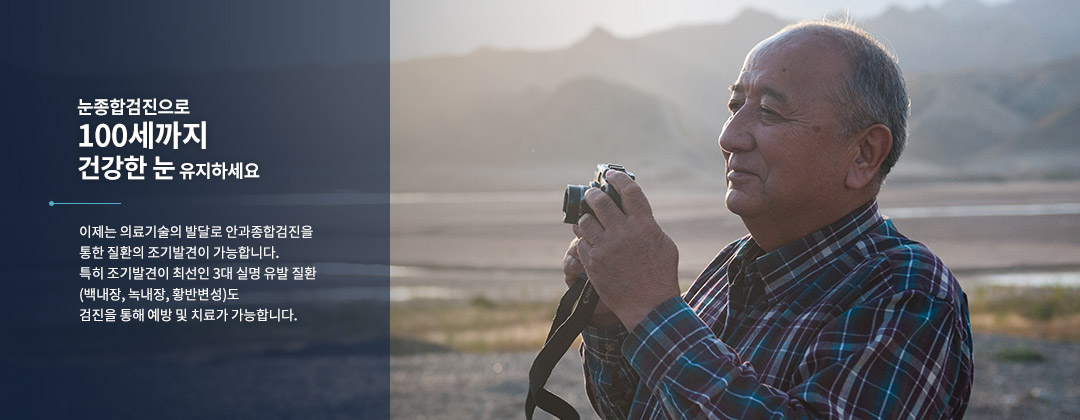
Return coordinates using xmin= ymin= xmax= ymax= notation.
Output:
xmin=623 ymin=293 xmax=970 ymax=419
xmin=580 ymin=323 xmax=639 ymax=419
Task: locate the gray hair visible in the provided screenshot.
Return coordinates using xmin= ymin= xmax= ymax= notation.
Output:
xmin=776 ymin=20 xmax=909 ymax=181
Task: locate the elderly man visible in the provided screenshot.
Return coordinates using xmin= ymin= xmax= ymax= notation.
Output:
xmin=564 ymin=20 xmax=973 ymax=419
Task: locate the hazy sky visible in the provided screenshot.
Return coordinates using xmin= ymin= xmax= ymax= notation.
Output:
xmin=391 ymin=0 xmax=1013 ymax=61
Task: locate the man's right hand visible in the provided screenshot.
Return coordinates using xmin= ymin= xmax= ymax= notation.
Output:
xmin=564 ymin=236 xmax=621 ymax=328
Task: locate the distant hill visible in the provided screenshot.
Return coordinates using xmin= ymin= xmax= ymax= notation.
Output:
xmin=905 ymin=54 xmax=1080 ymax=179
xmin=392 ymin=0 xmax=1080 ymax=191
xmin=862 ymin=0 xmax=1080 ymax=73
xmin=391 ymin=77 xmax=720 ymax=192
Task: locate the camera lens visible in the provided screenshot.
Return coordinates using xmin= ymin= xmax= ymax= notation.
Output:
xmin=562 ymin=164 xmax=635 ymax=224
xmin=563 ymin=184 xmax=588 ymax=224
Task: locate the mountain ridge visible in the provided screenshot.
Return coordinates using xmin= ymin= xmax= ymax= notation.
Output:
xmin=392 ymin=1 xmax=1080 ymax=191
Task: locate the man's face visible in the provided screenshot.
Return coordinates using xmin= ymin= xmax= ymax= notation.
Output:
xmin=719 ymin=33 xmax=855 ymax=224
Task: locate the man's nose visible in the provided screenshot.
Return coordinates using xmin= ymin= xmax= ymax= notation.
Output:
xmin=718 ymin=112 xmax=754 ymax=154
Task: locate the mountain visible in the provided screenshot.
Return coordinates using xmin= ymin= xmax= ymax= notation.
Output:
xmin=906 ymin=73 xmax=1028 ymax=164
xmin=864 ymin=4 xmax=1059 ymax=73
xmin=391 ymin=0 xmax=1080 ymax=191
xmin=391 ymin=77 xmax=720 ymax=192
xmin=903 ymin=54 xmax=1080 ymax=178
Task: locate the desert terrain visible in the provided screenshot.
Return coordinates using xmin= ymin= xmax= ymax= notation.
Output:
xmin=390 ymin=179 xmax=1080 ymax=419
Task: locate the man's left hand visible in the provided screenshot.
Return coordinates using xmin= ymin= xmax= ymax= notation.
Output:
xmin=573 ymin=170 xmax=681 ymax=330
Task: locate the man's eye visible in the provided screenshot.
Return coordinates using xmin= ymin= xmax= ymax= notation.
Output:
xmin=728 ymin=101 xmax=742 ymax=113
xmin=760 ymin=106 xmax=776 ymax=116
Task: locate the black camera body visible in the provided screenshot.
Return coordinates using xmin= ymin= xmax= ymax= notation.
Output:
xmin=562 ymin=163 xmax=636 ymax=224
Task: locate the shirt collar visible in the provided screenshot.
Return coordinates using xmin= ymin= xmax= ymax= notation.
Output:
xmin=739 ymin=200 xmax=885 ymax=303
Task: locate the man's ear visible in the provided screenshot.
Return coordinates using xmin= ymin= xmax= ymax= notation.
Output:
xmin=846 ymin=124 xmax=893 ymax=190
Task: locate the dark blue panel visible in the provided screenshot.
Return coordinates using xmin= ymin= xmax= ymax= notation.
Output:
xmin=1 ymin=1 xmax=389 ymax=418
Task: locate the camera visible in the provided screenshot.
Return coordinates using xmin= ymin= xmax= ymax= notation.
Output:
xmin=562 ymin=163 xmax=636 ymax=224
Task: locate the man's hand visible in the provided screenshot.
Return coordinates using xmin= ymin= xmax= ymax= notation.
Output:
xmin=572 ymin=171 xmax=681 ymax=330
xmin=563 ymin=237 xmax=621 ymax=328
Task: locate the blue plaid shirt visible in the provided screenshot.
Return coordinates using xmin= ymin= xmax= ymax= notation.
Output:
xmin=580 ymin=200 xmax=973 ymax=419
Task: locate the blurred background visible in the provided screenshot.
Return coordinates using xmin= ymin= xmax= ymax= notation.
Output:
xmin=390 ymin=0 xmax=1080 ymax=418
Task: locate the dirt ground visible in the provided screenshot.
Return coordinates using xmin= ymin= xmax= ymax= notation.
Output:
xmin=390 ymin=334 xmax=1080 ymax=419
xmin=391 ymin=180 xmax=1080 ymax=287
xmin=390 ymin=180 xmax=1080 ymax=419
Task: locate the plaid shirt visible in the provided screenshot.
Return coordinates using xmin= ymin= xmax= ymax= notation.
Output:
xmin=580 ymin=200 xmax=973 ymax=419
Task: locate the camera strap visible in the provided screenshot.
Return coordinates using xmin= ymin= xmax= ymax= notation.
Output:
xmin=525 ymin=278 xmax=599 ymax=420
